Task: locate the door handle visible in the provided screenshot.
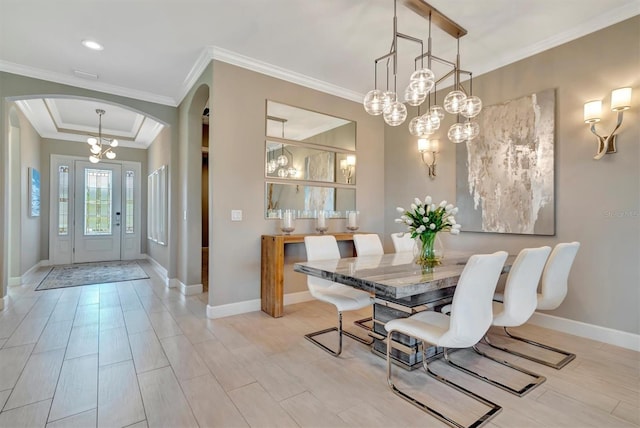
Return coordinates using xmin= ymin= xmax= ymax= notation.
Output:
xmin=115 ymin=211 xmax=121 ymax=227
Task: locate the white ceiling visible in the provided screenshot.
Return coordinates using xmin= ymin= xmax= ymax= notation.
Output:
xmin=1 ymin=0 xmax=638 ymax=143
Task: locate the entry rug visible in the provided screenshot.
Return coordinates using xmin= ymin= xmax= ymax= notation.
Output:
xmin=36 ymin=260 xmax=149 ymax=290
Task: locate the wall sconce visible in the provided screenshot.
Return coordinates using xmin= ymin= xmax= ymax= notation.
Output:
xmin=584 ymin=87 xmax=632 ymax=160
xmin=340 ymin=155 xmax=356 ymax=183
xmin=418 ymin=138 xmax=438 ymax=178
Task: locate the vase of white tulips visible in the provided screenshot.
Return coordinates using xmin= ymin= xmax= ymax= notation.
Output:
xmin=395 ymin=196 xmax=462 ymax=267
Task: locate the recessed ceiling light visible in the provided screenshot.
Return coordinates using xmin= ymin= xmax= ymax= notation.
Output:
xmin=81 ymin=39 xmax=104 ymax=51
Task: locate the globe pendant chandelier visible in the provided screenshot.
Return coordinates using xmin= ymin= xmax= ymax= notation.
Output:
xmin=87 ymin=109 xmax=118 ymax=163
xmin=266 ymin=116 xmax=297 ymax=178
xmin=363 ymin=0 xmax=482 ymax=144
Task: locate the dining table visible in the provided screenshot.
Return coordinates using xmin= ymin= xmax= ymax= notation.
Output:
xmin=294 ymin=251 xmax=513 ymax=370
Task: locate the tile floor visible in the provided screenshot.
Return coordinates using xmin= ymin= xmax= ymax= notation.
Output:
xmin=0 ymin=260 xmax=638 ymax=427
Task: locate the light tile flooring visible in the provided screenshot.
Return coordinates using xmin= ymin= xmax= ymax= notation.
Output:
xmin=0 ymin=260 xmax=638 ymax=427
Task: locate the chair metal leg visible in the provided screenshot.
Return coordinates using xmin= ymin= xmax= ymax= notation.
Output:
xmin=441 ymin=345 xmax=545 ymax=397
xmin=354 ymin=316 xmax=373 ymax=331
xmin=386 ymin=330 xmax=502 ymax=428
xmin=305 ymin=311 xmax=373 ymax=356
xmin=482 ymin=328 xmax=576 ymax=370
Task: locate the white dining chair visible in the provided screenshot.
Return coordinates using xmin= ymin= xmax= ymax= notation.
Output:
xmin=442 ymin=246 xmax=551 ymax=396
xmin=353 ymin=233 xmax=384 ymax=256
xmin=303 ymin=235 xmax=374 ymax=356
xmin=488 ymin=242 xmax=580 ymax=369
xmin=384 ymin=251 xmax=508 ymax=428
xmin=391 ymin=232 xmax=414 ymax=253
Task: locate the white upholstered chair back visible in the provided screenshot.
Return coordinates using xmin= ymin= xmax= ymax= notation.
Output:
xmin=353 ymin=234 xmax=384 ymax=256
xmin=304 ymin=235 xmax=341 ymax=294
xmin=494 ymin=246 xmax=551 ymax=327
xmin=440 ymin=251 xmax=508 ymax=348
xmin=391 ymin=232 xmax=414 ymax=253
xmin=537 ymin=242 xmax=580 ymax=310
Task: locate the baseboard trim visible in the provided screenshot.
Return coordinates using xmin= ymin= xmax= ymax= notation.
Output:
xmin=144 ymin=255 xmax=169 ymax=286
xmin=180 ymin=282 xmax=203 ymax=296
xmin=207 ymin=299 xmax=261 ymax=319
xmin=206 ymin=291 xmax=314 ymax=319
xmin=168 ymin=278 xmax=179 ymax=289
xmin=529 ymin=312 xmax=640 ymax=352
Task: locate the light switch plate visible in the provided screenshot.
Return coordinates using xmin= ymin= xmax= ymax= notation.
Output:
xmin=231 ymin=210 xmax=242 ymax=221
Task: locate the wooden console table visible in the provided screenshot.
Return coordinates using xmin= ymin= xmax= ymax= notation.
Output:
xmin=261 ymin=232 xmax=362 ymax=317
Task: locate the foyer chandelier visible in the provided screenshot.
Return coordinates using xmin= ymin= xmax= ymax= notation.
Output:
xmin=363 ymin=0 xmax=482 ymax=144
xmin=88 ymin=109 xmax=118 ymax=163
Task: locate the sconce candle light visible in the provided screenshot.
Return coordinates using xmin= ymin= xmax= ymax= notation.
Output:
xmin=584 ymin=87 xmax=632 ymax=160
xmin=418 ymin=138 xmax=438 ymax=178
xmin=340 ymin=155 xmax=356 ymax=184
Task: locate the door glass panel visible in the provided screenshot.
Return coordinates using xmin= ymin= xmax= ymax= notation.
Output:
xmin=58 ymin=165 xmax=69 ymax=235
xmin=125 ymin=170 xmax=134 ymax=234
xmin=84 ymin=168 xmax=112 ymax=235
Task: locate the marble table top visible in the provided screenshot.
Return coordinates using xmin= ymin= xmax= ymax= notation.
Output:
xmin=294 ymin=252 xmax=513 ymax=300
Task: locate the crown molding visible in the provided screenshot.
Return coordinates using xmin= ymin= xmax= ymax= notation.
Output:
xmin=0 ymin=60 xmax=177 ymax=107
xmin=209 ymin=46 xmax=364 ymax=103
xmin=175 ymin=47 xmax=214 ymax=105
xmin=472 ymin=2 xmax=640 ymax=78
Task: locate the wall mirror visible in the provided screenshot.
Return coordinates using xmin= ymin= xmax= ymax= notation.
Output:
xmin=265 ymin=183 xmax=356 ymax=218
xmin=265 ymin=101 xmax=357 ymax=219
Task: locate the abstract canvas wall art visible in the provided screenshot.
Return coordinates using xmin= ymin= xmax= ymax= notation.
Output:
xmin=456 ymin=89 xmax=555 ymax=235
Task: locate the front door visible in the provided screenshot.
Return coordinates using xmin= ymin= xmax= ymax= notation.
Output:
xmin=73 ymin=161 xmax=122 ymax=263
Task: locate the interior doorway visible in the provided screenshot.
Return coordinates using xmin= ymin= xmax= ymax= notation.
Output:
xmin=201 ymin=105 xmax=209 ymax=292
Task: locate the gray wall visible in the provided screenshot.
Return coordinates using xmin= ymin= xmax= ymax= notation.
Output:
xmin=384 ymin=17 xmax=640 ymax=334
xmin=147 ymin=126 xmax=173 ymax=269
xmin=209 ymin=60 xmax=385 ymax=305
xmin=15 ymin=107 xmax=41 ymax=273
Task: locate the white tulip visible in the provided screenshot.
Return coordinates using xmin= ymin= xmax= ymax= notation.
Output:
xmin=439 ymin=200 xmax=447 ymax=208
xmin=396 ymin=207 xmax=405 ymax=213
xmin=394 ymin=219 xmax=404 ymax=223
xmin=445 ymin=204 xmax=454 ymax=212
xmin=414 ymin=197 xmax=422 ymax=206
xmin=431 ymin=203 xmax=436 ymax=211
xmin=411 ymin=203 xmax=417 ymax=211
xmin=450 ymin=229 xmax=460 ymax=235
xmin=452 ymin=207 xmax=459 ymax=215
xmin=429 ymin=223 xmax=436 ymax=230
xmin=453 ymin=223 xmax=462 ymax=229
xmin=449 ymin=218 xmax=457 ymax=225
xmin=424 ymin=196 xmax=432 ymax=205
xmin=425 ymin=204 xmax=431 ymax=214
xmin=422 ymin=216 xmax=428 ymax=222
xmin=418 ymin=207 xmax=425 ymax=215
xmin=406 ymin=219 xmax=413 ymax=225
xmin=401 ymin=215 xmax=408 ymax=220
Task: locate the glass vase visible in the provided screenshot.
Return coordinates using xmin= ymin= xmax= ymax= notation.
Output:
xmin=414 ymin=232 xmax=442 ymax=267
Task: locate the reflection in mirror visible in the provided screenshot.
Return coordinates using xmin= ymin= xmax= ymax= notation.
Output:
xmin=266 ymin=142 xmax=354 ymax=184
xmin=266 ymin=101 xmax=355 ymax=151
xmin=265 ymin=182 xmax=355 ymax=219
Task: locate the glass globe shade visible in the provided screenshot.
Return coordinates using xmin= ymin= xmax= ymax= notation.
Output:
xmin=106 ymin=151 xmax=116 ymax=160
xmin=267 ymin=159 xmax=277 ymax=173
xmin=287 ymin=166 xmax=297 ymax=177
xmin=448 ymin=123 xmax=467 ymax=144
xmin=404 ymin=86 xmax=426 ymax=106
xmin=89 ymin=155 xmax=99 ymax=164
xmin=423 ymin=114 xmax=440 ymax=134
xmin=383 ymin=101 xmax=407 ymax=126
xmin=463 ymin=121 xmax=480 ymax=140
xmin=382 ymin=91 xmax=396 ymax=112
xmin=276 ymin=154 xmax=288 ymax=167
xmin=460 ymin=96 xmax=483 ymax=118
xmin=87 ymin=137 xmax=98 ymax=146
xmin=277 ymin=168 xmax=287 ymax=178
xmin=429 ymin=105 xmax=445 ymax=121
xmin=409 ymin=68 xmax=435 ymax=93
xmin=110 ymin=139 xmax=119 ymax=148
xmin=444 ymin=90 xmax=467 ymax=114
xmin=408 ymin=116 xmax=426 ymax=136
xmin=363 ymin=89 xmax=385 ymax=116
xmin=90 ymin=144 xmax=101 ymax=154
